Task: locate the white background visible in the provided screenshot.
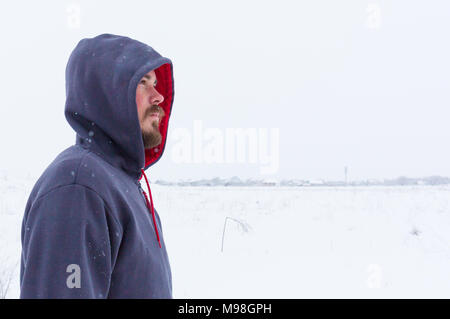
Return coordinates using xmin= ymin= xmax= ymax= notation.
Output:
xmin=1 ymin=0 xmax=449 ymax=181
xmin=1 ymin=1 xmax=450 ymax=299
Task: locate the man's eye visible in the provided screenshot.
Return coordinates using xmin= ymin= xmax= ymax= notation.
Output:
xmin=139 ymin=80 xmax=157 ymax=87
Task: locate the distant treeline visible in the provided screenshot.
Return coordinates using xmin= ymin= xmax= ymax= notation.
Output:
xmin=153 ymin=176 xmax=450 ymax=187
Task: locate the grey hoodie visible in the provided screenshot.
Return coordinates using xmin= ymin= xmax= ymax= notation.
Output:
xmin=20 ymin=33 xmax=174 ymax=298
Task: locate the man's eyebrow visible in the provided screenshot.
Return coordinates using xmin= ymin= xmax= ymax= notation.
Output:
xmin=143 ymin=74 xmax=158 ymax=85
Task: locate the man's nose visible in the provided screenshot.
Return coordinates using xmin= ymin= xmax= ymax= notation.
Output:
xmin=149 ymin=87 xmax=164 ymax=105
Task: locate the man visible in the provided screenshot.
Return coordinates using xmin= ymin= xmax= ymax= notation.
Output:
xmin=20 ymin=33 xmax=174 ymax=298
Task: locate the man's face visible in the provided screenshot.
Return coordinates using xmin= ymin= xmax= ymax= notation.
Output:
xmin=136 ymin=70 xmax=166 ymax=149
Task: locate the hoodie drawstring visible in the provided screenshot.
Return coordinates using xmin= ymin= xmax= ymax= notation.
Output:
xmin=140 ymin=169 xmax=162 ymax=248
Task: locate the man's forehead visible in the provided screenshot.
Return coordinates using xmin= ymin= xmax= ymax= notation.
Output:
xmin=143 ymin=70 xmax=156 ymax=79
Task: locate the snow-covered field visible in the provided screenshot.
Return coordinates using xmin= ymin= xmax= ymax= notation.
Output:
xmin=1 ymin=172 xmax=450 ymax=298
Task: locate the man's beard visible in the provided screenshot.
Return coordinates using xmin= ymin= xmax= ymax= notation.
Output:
xmin=141 ymin=105 xmax=165 ymax=149
xmin=142 ymin=120 xmax=162 ymax=149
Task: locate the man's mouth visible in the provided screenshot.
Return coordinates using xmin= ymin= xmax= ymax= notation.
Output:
xmin=149 ymin=112 xmax=160 ymax=119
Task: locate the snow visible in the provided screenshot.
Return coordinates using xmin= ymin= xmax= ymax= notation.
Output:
xmin=1 ymin=172 xmax=450 ymax=298
xmin=156 ymin=185 xmax=450 ymax=298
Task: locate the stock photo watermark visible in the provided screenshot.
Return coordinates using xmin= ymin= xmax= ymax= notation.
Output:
xmin=66 ymin=264 xmax=81 ymax=289
xmin=366 ymin=3 xmax=382 ymax=30
xmin=170 ymin=120 xmax=280 ymax=175
xmin=366 ymin=263 xmax=382 ymax=289
xmin=66 ymin=3 xmax=81 ymax=30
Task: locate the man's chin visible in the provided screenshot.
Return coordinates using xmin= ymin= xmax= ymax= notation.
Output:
xmin=142 ymin=132 xmax=162 ymax=149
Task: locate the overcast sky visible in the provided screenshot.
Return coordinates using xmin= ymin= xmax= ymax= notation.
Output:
xmin=1 ymin=0 xmax=449 ymax=181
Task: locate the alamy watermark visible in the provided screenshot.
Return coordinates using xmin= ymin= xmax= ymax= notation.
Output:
xmin=66 ymin=3 xmax=81 ymax=29
xmin=66 ymin=264 xmax=81 ymax=289
xmin=366 ymin=263 xmax=382 ymax=288
xmin=170 ymin=120 xmax=280 ymax=175
xmin=366 ymin=3 xmax=382 ymax=30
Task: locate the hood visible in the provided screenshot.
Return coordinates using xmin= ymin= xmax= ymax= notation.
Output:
xmin=65 ymin=33 xmax=174 ymax=180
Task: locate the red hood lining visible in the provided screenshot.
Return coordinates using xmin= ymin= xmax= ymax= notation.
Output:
xmin=144 ymin=63 xmax=173 ymax=168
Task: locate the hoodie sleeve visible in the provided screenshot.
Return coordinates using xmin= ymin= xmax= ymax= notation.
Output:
xmin=20 ymin=184 xmax=121 ymax=299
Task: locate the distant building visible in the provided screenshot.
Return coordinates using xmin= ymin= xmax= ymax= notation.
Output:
xmin=262 ymin=179 xmax=278 ymax=186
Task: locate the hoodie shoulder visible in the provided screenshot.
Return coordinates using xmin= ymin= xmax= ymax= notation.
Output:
xmin=28 ymin=145 xmax=121 ymax=204
xmin=28 ymin=145 xmax=88 ymax=201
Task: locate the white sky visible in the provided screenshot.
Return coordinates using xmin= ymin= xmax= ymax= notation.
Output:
xmin=1 ymin=0 xmax=449 ymax=181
